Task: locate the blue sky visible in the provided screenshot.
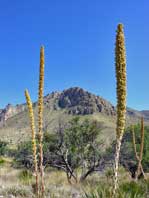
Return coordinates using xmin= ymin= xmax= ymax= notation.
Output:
xmin=0 ymin=0 xmax=148 ymax=110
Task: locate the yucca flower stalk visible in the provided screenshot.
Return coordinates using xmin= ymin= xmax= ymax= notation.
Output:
xmin=138 ymin=117 xmax=145 ymax=173
xmin=25 ymin=89 xmax=39 ymax=197
xmin=136 ymin=117 xmax=146 ymax=179
xmin=38 ymin=46 xmax=45 ymax=197
xmin=113 ymin=24 xmax=127 ymax=197
xmin=132 ymin=125 xmax=139 ymax=161
xmin=132 ymin=123 xmax=146 ymax=180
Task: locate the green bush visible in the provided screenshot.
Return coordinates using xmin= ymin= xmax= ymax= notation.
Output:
xmin=15 ymin=141 xmax=33 ymax=168
xmin=0 ymin=157 xmax=6 ymax=165
xmin=0 ymin=140 xmax=8 ymax=155
xmin=15 ymin=117 xmax=103 ymax=182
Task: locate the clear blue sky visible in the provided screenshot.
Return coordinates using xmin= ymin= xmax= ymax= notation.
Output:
xmin=0 ymin=0 xmax=148 ymax=110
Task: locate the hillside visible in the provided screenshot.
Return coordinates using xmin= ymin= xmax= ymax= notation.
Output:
xmin=0 ymin=87 xmax=147 ymax=145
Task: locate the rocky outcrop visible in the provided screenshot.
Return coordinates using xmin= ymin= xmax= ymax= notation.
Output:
xmin=0 ymin=103 xmax=26 ymax=126
xmin=0 ymin=87 xmax=148 ymax=126
xmin=58 ymin=87 xmax=116 ymax=115
xmin=141 ymin=110 xmax=149 ymax=120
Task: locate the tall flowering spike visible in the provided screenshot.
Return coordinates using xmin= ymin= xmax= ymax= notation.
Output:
xmin=113 ymin=24 xmax=127 ymax=197
xmin=115 ymin=23 xmax=127 ymax=138
xmin=38 ymin=46 xmax=44 ymax=135
xmin=25 ymin=89 xmax=39 ymax=197
xmin=38 ymin=46 xmax=45 ymax=197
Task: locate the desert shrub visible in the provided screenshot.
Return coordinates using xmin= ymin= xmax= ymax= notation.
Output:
xmin=0 ymin=140 xmax=8 ymax=155
xmin=15 ymin=117 xmax=103 ymax=182
xmin=105 ymin=168 xmax=114 ymax=181
xmin=15 ymin=141 xmax=33 ymax=168
xmin=0 ymin=157 xmax=6 ymax=165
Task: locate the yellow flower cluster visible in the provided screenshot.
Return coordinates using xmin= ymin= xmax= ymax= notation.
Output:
xmin=115 ymin=24 xmax=127 ymax=139
xmin=38 ymin=46 xmax=45 ymax=197
xmin=25 ymin=89 xmax=39 ymax=196
xmin=25 ymin=46 xmax=45 ymax=198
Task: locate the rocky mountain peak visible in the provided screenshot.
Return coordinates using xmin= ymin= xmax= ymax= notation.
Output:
xmin=58 ymin=87 xmax=116 ymax=115
xmin=1 ymin=87 xmax=148 ymax=126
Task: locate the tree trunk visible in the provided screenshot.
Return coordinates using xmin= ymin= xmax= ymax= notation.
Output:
xmin=79 ymin=167 xmax=94 ymax=182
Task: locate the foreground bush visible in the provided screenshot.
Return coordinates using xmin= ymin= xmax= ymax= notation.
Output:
xmin=0 ymin=140 xmax=8 ymax=155
xmin=15 ymin=117 xmax=103 ymax=183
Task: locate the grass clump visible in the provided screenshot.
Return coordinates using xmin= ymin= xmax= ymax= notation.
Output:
xmin=18 ymin=169 xmax=33 ymax=185
xmin=119 ymin=181 xmax=145 ymax=198
xmin=3 ymin=186 xmax=32 ymax=197
xmin=0 ymin=157 xmax=6 ymax=166
xmin=83 ymin=180 xmax=148 ymax=198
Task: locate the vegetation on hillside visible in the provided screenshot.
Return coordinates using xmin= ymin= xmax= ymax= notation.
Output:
xmin=15 ymin=117 xmax=103 ymax=183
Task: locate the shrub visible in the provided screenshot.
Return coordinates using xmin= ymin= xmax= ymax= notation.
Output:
xmin=15 ymin=117 xmax=103 ymax=183
xmin=0 ymin=157 xmax=6 ymax=166
xmin=0 ymin=140 xmax=8 ymax=155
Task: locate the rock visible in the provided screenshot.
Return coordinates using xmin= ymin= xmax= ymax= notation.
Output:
xmin=0 ymin=103 xmax=26 ymax=126
xmin=58 ymin=87 xmax=116 ymax=115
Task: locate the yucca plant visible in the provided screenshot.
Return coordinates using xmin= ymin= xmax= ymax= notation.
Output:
xmin=25 ymin=46 xmax=45 ymax=198
xmin=38 ymin=46 xmax=45 ymax=197
xmin=113 ymin=24 xmax=127 ymax=197
xmin=25 ymin=89 xmax=39 ymax=196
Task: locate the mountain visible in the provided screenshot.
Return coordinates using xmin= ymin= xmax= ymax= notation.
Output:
xmin=0 ymin=87 xmax=148 ymax=146
xmin=0 ymin=103 xmax=26 ymax=125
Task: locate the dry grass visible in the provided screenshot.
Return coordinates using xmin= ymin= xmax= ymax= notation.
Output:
xmin=0 ymin=158 xmax=148 ymax=197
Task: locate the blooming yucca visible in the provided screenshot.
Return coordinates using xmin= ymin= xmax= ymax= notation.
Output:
xmin=113 ymin=24 xmax=127 ymax=197
xmin=38 ymin=46 xmax=45 ymax=197
xmin=25 ymin=89 xmax=39 ymax=197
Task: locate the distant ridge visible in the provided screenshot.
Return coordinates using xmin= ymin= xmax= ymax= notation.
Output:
xmin=0 ymin=87 xmax=148 ymax=144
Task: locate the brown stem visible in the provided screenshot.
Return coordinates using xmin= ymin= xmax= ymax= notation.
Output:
xmin=113 ymin=136 xmax=122 ymax=197
xmin=136 ymin=118 xmax=146 ymax=179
